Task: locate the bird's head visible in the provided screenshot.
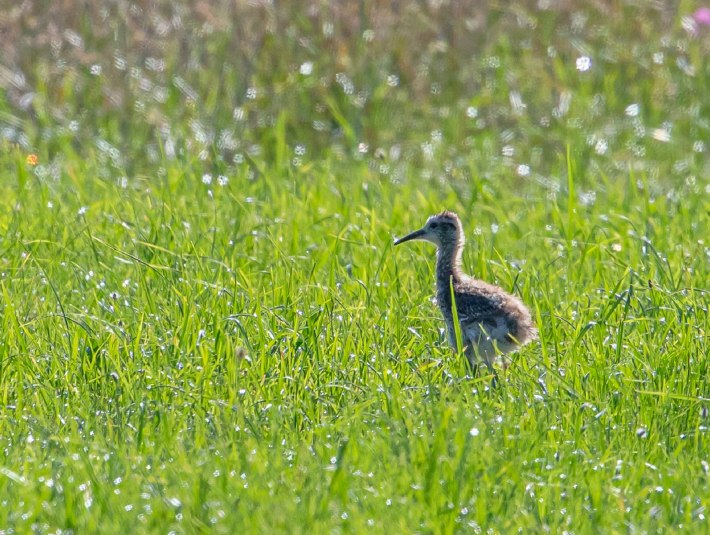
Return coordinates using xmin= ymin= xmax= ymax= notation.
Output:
xmin=394 ymin=210 xmax=464 ymax=249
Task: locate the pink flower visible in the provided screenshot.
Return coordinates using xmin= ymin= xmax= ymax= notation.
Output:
xmin=694 ymin=7 xmax=710 ymax=26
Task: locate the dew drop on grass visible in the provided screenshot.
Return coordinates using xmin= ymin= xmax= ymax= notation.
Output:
xmin=625 ymin=103 xmax=640 ymax=117
xmin=575 ymin=56 xmax=591 ymax=72
xmin=299 ymin=62 xmax=313 ymax=76
xmin=594 ymin=138 xmax=608 ymax=154
xmin=652 ymin=128 xmax=671 ymax=142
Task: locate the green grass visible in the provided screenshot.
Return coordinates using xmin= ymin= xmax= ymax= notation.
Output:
xmin=1 ymin=1 xmax=709 ymax=533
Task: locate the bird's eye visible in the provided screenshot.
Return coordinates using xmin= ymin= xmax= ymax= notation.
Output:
xmin=430 ymin=222 xmax=438 ymax=229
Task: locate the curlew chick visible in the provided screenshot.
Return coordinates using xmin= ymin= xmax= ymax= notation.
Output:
xmin=394 ymin=210 xmax=536 ymax=370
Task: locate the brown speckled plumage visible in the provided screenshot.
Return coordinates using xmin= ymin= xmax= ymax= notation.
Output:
xmin=395 ymin=211 xmax=537 ymax=369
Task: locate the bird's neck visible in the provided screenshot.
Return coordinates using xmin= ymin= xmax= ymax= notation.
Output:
xmin=436 ymin=242 xmax=463 ymax=288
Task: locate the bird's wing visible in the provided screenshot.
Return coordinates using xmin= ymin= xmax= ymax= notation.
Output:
xmin=453 ymin=292 xmax=505 ymax=325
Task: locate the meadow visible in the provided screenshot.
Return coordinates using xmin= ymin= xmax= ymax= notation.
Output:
xmin=0 ymin=1 xmax=709 ymax=532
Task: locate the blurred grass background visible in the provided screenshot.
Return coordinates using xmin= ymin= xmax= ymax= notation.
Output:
xmin=2 ymin=0 xmax=709 ymax=181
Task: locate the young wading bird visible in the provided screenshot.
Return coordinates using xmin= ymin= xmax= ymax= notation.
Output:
xmin=394 ymin=211 xmax=536 ymax=370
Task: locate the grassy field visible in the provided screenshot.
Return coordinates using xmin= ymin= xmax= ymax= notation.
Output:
xmin=1 ymin=1 xmax=709 ymax=533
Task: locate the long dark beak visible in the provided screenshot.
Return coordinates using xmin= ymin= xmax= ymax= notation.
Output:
xmin=394 ymin=228 xmax=426 ymax=245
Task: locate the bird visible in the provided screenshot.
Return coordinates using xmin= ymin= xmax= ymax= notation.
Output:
xmin=394 ymin=210 xmax=536 ymax=371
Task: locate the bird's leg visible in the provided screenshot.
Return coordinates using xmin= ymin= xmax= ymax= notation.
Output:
xmin=482 ymin=357 xmax=500 ymax=387
xmin=463 ymin=341 xmax=500 ymax=383
xmin=464 ymin=348 xmax=500 ymax=386
xmin=464 ymin=346 xmax=479 ymax=376
xmin=490 ymin=371 xmax=500 ymax=388
xmin=467 ymin=361 xmax=481 ymax=377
